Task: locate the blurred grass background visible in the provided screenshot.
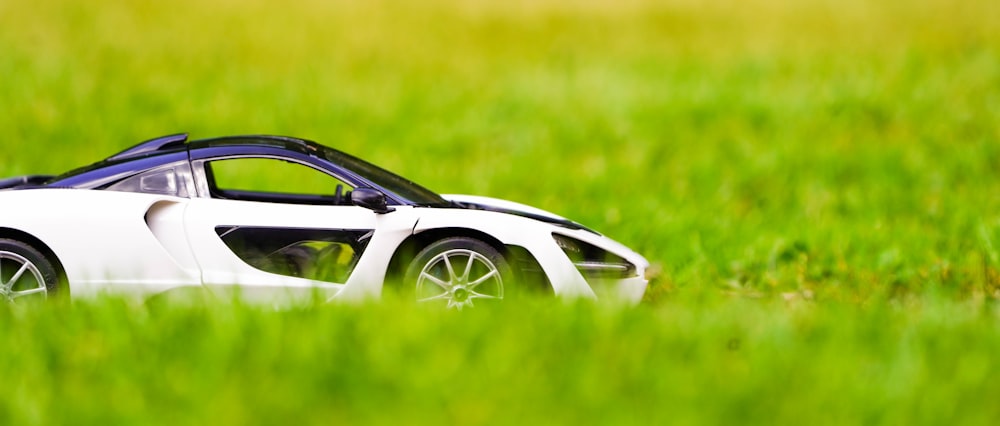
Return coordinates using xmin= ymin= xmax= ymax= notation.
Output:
xmin=2 ymin=297 xmax=1000 ymax=425
xmin=1 ymin=0 xmax=1000 ymax=423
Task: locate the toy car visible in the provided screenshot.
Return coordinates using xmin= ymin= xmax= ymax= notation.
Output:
xmin=0 ymin=134 xmax=650 ymax=307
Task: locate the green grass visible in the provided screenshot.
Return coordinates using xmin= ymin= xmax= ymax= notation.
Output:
xmin=1 ymin=0 xmax=1000 ymax=424
xmin=2 ymin=297 xmax=1000 ymax=424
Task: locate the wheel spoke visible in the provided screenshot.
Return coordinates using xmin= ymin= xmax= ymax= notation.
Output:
xmin=461 ymin=254 xmax=475 ymax=282
xmin=447 ymin=298 xmax=473 ymax=310
xmin=420 ymin=272 xmax=450 ymax=289
xmin=467 ymin=269 xmax=498 ymax=289
xmin=442 ymin=254 xmax=457 ymax=282
xmin=10 ymin=287 xmax=46 ymax=299
xmin=417 ymin=292 xmax=450 ymax=303
xmin=469 ymin=289 xmax=500 ymax=300
xmin=412 ymin=245 xmax=506 ymax=309
xmin=7 ymin=263 xmax=29 ymax=290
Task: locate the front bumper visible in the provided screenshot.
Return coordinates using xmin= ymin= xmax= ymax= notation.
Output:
xmin=549 ymin=228 xmax=651 ymax=304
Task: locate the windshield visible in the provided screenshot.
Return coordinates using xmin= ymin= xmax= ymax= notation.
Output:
xmin=318 ymin=147 xmax=449 ymax=207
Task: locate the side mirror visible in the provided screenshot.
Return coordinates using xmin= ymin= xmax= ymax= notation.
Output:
xmin=351 ymin=188 xmax=396 ymax=214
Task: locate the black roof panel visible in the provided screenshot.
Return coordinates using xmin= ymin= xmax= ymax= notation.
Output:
xmin=106 ymin=133 xmax=189 ymax=162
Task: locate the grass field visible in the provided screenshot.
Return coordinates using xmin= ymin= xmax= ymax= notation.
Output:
xmin=1 ymin=0 xmax=1000 ymax=423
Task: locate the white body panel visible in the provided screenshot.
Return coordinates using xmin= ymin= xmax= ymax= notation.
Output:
xmin=441 ymin=194 xmax=572 ymax=222
xmin=0 ymin=189 xmax=201 ymax=297
xmin=434 ymin=194 xmax=650 ymax=302
xmin=182 ymin=198 xmax=417 ymax=302
xmin=0 ymin=188 xmax=649 ymax=304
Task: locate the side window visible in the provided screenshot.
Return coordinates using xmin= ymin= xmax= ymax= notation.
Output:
xmin=205 ymin=158 xmax=353 ymax=205
xmin=106 ymin=166 xmax=190 ymax=197
xmin=216 ymin=227 xmax=372 ymax=283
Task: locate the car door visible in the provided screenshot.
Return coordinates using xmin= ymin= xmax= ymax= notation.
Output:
xmin=183 ymin=155 xmax=387 ymax=303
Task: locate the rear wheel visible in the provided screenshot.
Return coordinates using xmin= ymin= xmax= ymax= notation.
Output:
xmin=404 ymin=237 xmax=512 ymax=310
xmin=0 ymin=239 xmax=58 ymax=303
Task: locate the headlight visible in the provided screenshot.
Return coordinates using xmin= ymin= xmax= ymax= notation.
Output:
xmin=552 ymin=233 xmax=637 ymax=279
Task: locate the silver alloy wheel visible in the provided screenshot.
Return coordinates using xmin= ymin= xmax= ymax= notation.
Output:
xmin=415 ymin=249 xmax=504 ymax=310
xmin=0 ymin=251 xmax=48 ymax=302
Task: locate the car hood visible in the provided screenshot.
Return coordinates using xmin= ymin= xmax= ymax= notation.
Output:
xmin=441 ymin=194 xmax=599 ymax=234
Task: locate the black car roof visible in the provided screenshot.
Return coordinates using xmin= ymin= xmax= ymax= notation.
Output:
xmin=49 ymin=134 xmax=326 ymax=188
xmin=104 ymin=133 xmax=323 ymax=163
xmin=106 ymin=133 xmax=189 ymax=162
xmin=187 ymin=135 xmax=323 ymax=157
xmin=43 ymin=133 xmax=450 ymax=207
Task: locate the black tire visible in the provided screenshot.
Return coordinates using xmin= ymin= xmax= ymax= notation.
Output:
xmin=0 ymin=238 xmax=60 ymax=302
xmin=403 ymin=237 xmax=513 ymax=309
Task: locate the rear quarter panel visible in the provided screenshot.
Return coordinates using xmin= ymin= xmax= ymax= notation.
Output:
xmin=0 ymin=189 xmax=201 ymax=296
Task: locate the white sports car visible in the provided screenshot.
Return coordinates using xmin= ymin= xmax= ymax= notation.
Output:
xmin=0 ymin=134 xmax=650 ymax=307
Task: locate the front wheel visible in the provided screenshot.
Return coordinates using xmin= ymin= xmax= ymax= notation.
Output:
xmin=404 ymin=237 xmax=512 ymax=310
xmin=0 ymin=239 xmax=59 ymax=303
